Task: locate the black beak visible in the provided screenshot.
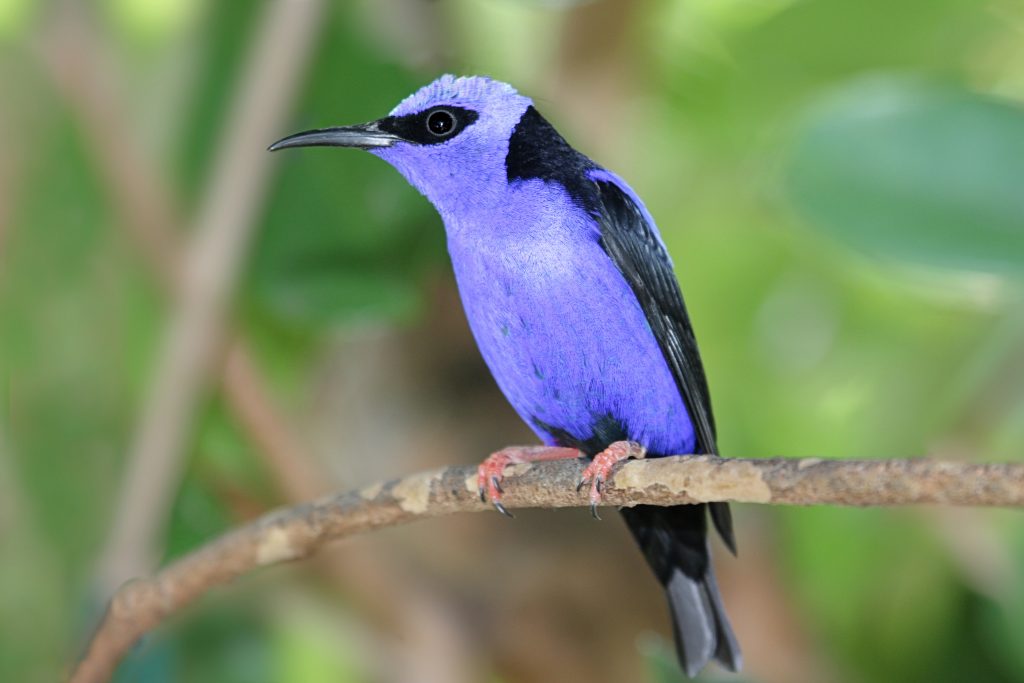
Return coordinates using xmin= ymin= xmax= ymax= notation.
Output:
xmin=268 ymin=121 xmax=399 ymax=152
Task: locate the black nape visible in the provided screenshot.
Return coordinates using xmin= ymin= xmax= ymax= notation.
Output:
xmin=505 ymin=106 xmax=598 ymax=210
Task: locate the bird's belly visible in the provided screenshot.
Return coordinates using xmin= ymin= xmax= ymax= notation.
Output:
xmin=450 ymin=236 xmax=695 ymax=456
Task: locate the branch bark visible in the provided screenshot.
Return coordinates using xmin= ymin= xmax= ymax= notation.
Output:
xmin=69 ymin=453 xmax=1024 ymax=683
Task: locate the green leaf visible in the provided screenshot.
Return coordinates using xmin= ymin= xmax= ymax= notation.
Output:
xmin=786 ymin=77 xmax=1024 ymax=276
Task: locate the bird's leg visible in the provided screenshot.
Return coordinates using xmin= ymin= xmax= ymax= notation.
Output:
xmin=577 ymin=441 xmax=646 ymax=520
xmin=477 ymin=446 xmax=581 ymax=518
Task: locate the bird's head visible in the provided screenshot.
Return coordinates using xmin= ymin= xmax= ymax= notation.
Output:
xmin=270 ymin=75 xmax=533 ymax=218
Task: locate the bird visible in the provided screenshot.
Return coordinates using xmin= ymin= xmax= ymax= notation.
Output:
xmin=269 ymin=74 xmax=740 ymax=677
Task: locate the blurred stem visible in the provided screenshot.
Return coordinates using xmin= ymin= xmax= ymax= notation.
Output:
xmin=37 ymin=4 xmax=328 ymax=502
xmin=935 ymin=302 xmax=1024 ymax=442
xmin=221 ymin=343 xmax=330 ymax=499
xmin=37 ymin=8 xmax=481 ymax=683
xmin=925 ymin=302 xmax=1024 ymax=599
xmin=552 ymin=0 xmax=637 ymax=159
xmin=39 ymin=0 xmax=329 ymax=597
xmin=102 ymin=0 xmax=327 ymax=596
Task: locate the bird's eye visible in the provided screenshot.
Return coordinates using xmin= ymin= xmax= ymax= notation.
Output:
xmin=426 ymin=109 xmax=456 ymax=137
xmin=376 ymin=106 xmax=477 ymax=145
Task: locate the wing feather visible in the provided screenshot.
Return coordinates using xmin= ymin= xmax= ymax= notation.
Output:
xmin=591 ymin=175 xmax=735 ymax=553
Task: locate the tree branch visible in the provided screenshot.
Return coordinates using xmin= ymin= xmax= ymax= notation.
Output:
xmin=69 ymin=453 xmax=1024 ymax=683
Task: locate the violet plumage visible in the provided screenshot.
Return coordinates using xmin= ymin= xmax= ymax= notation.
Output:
xmin=270 ymin=74 xmax=740 ymax=677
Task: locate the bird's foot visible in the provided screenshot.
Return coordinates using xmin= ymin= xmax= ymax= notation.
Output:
xmin=576 ymin=441 xmax=646 ymax=520
xmin=477 ymin=446 xmax=581 ymax=518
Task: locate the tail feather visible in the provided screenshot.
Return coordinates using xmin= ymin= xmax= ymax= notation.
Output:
xmin=621 ymin=504 xmax=741 ymax=677
xmin=709 ymin=501 xmax=737 ymax=555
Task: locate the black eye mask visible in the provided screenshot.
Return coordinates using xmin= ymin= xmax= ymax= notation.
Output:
xmin=377 ymin=106 xmax=480 ymax=146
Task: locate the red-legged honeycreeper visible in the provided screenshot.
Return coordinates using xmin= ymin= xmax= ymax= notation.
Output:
xmin=269 ymin=75 xmax=740 ymax=677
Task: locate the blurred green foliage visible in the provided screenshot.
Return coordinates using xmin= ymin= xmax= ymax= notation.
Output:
xmin=788 ymin=77 xmax=1024 ymax=275
xmin=2 ymin=1 xmax=1024 ymax=682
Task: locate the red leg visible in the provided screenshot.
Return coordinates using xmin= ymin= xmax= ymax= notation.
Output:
xmin=577 ymin=441 xmax=646 ymax=519
xmin=478 ymin=446 xmax=581 ymax=517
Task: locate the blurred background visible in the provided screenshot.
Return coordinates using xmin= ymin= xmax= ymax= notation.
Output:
xmin=2 ymin=0 xmax=1024 ymax=681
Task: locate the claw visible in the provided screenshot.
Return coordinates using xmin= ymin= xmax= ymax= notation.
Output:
xmin=577 ymin=441 xmax=645 ymax=519
xmin=493 ymin=500 xmax=514 ymax=518
xmin=476 ymin=446 xmax=583 ymax=517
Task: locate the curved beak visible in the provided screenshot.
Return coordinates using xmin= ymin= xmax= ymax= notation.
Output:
xmin=268 ymin=121 xmax=399 ymax=151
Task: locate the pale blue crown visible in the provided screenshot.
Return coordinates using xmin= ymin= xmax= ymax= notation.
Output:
xmin=390 ymin=74 xmax=524 ymax=117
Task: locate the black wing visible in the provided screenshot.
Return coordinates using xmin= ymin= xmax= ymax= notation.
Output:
xmin=592 ymin=177 xmax=735 ymax=553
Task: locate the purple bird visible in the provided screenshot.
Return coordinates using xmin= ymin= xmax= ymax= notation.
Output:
xmin=270 ymin=75 xmax=740 ymax=677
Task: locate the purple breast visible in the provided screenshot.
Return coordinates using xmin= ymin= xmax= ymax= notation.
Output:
xmin=445 ymin=181 xmax=695 ymax=455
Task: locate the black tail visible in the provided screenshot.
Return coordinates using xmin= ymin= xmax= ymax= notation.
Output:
xmin=620 ymin=504 xmax=741 ymax=677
